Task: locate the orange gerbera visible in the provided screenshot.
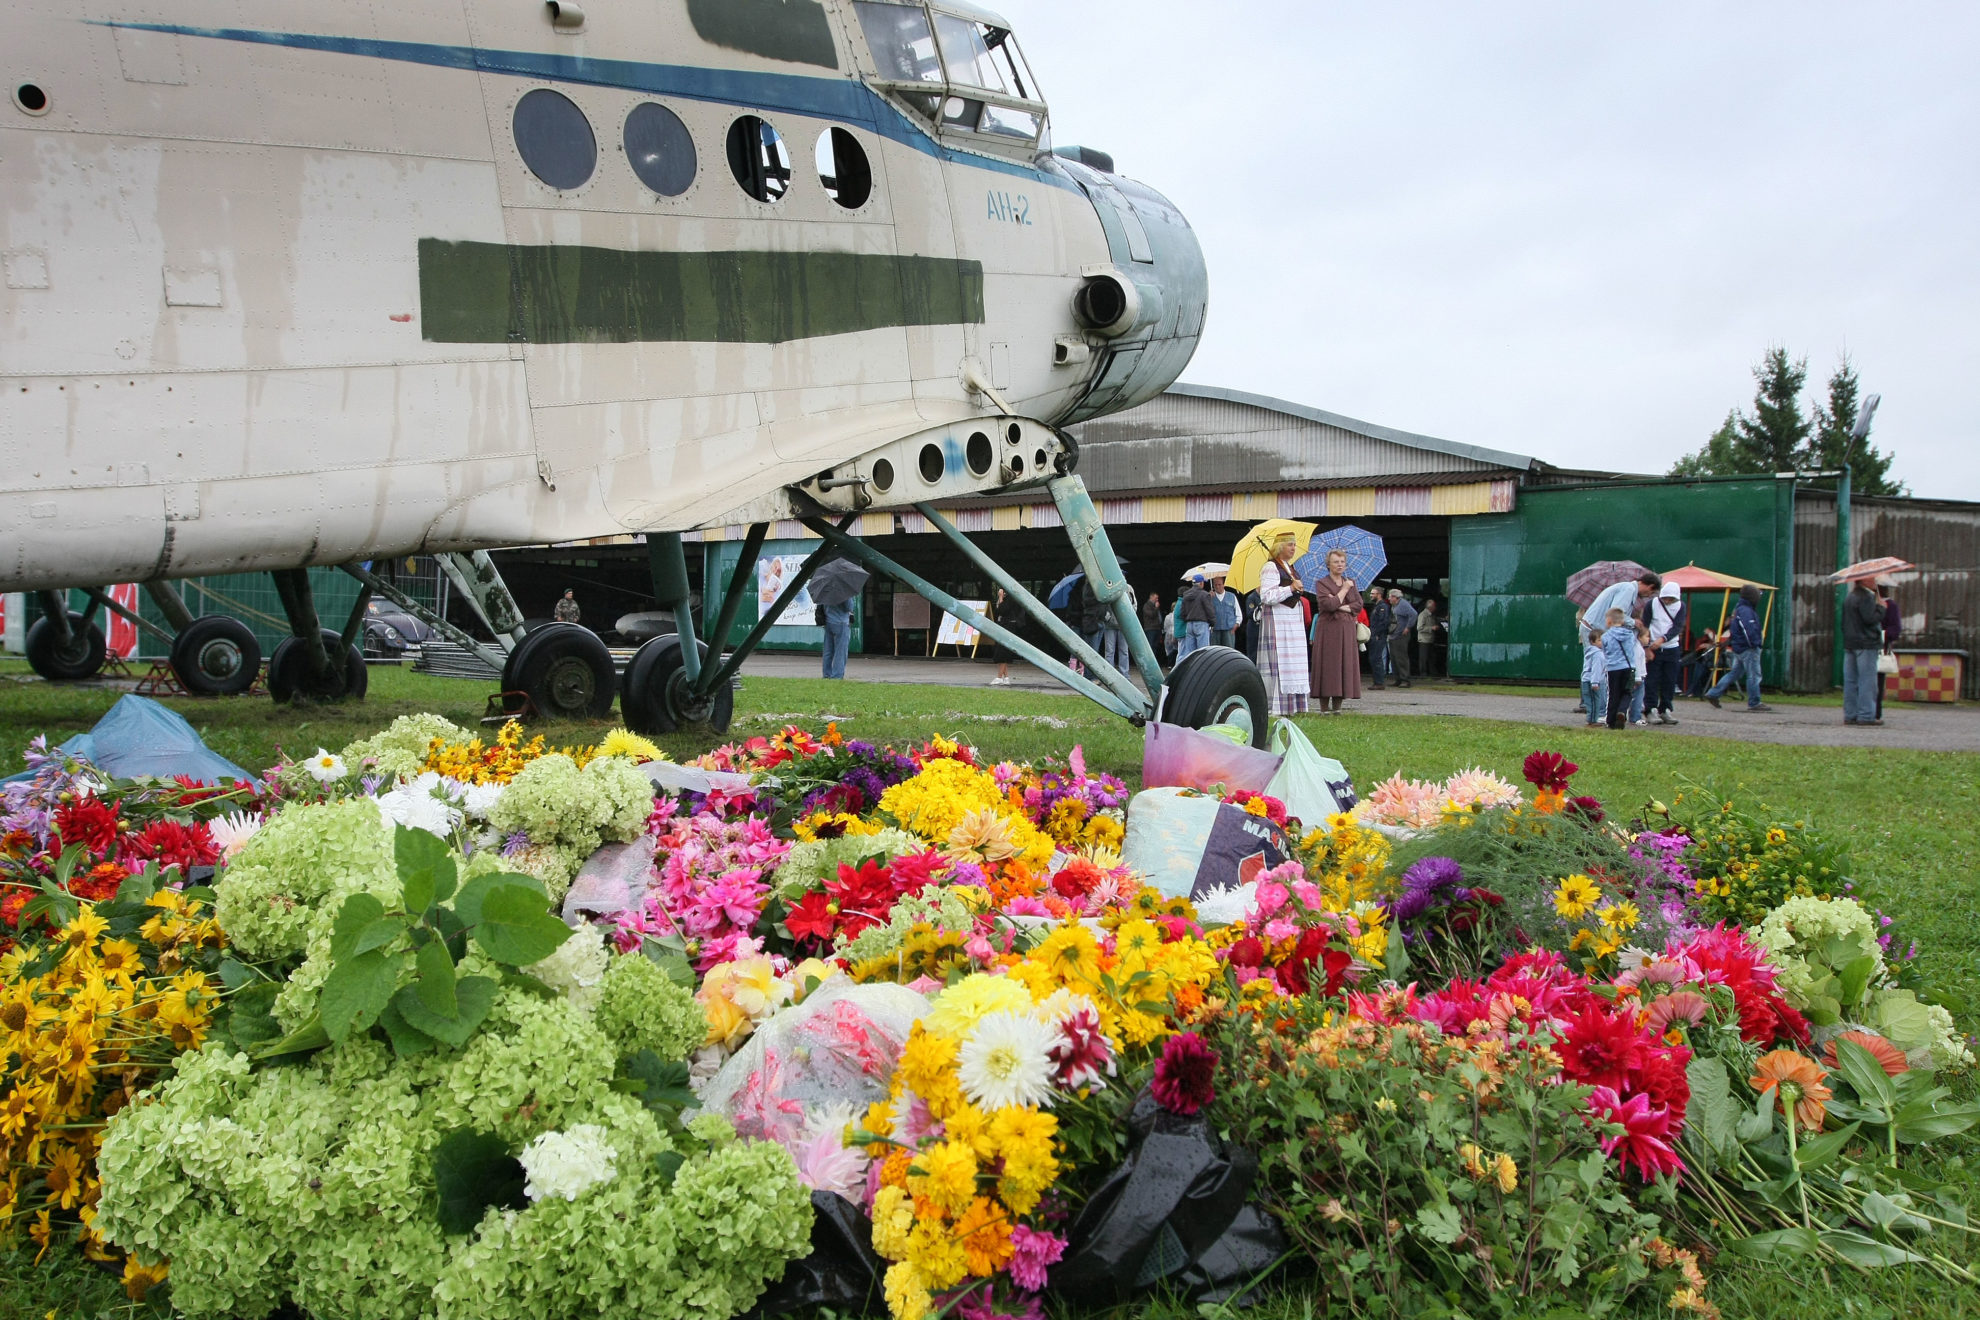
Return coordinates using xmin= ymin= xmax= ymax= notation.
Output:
xmin=1751 ymin=1049 xmax=1832 ymax=1131
xmin=1823 ymin=1029 xmax=1909 ymax=1078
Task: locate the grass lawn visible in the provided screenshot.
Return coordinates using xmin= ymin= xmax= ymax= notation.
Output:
xmin=4 ymin=662 xmax=1978 ymax=1317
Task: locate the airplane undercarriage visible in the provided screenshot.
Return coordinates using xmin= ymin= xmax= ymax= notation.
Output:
xmin=16 ymin=475 xmax=1272 ymax=749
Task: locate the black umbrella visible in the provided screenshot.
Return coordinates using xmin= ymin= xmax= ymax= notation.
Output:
xmin=809 ymin=558 xmax=870 ymax=609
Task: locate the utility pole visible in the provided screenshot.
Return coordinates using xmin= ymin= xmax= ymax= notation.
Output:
xmin=1832 ymin=462 xmax=1851 ymax=690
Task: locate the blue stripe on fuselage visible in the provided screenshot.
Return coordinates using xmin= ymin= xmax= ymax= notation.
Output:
xmin=93 ymin=20 xmax=1078 ymax=192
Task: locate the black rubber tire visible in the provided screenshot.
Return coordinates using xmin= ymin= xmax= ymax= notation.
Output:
xmin=510 ymin=622 xmax=616 ymax=721
xmin=1161 ymin=645 xmax=1270 ymax=748
xmin=622 ymin=634 xmax=733 ymax=735
xmin=169 ymin=616 xmax=263 ymax=696
xmin=24 ymin=614 xmax=108 ymax=682
xmin=268 ymin=630 xmax=367 ymax=704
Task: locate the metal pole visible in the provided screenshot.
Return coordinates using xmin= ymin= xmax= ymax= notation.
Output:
xmin=911 ymin=500 xmax=1141 ymax=709
xmin=339 ymin=564 xmax=509 ymax=673
xmin=647 ymin=533 xmax=701 ymax=685
xmin=142 ymin=580 xmax=196 ymax=634
xmin=797 ymin=515 xmax=1146 ymax=718
xmin=1048 ymin=474 xmax=1165 ymax=699
xmin=693 ymin=519 xmax=854 ymax=695
xmin=693 ymin=524 xmax=769 ymax=695
xmin=1833 ymin=464 xmax=1851 ymax=690
xmin=84 ymin=588 xmax=175 ymax=647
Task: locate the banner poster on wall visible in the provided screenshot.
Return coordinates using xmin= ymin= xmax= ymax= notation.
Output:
xmin=756 ymin=555 xmax=817 ymax=627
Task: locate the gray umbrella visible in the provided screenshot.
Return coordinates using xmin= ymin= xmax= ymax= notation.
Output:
xmin=809 ymin=557 xmax=870 ymax=609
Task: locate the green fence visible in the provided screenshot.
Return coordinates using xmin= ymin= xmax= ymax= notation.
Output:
xmin=122 ymin=563 xmax=442 ymax=659
xmin=1448 ymin=478 xmax=1796 ymax=687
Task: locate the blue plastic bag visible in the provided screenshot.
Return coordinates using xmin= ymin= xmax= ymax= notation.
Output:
xmin=5 ymin=694 xmax=249 ymax=785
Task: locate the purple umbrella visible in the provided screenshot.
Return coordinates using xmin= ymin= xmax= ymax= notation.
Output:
xmin=1566 ymin=560 xmax=1651 ymax=609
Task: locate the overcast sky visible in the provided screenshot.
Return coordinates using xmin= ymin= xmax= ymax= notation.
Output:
xmin=995 ymin=1 xmax=1980 ymax=497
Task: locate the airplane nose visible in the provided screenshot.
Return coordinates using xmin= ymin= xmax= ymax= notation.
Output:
xmin=1049 ymin=157 xmax=1209 ymax=423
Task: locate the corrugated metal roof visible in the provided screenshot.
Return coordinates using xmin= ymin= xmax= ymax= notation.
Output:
xmin=1066 ymin=383 xmax=1542 ymax=494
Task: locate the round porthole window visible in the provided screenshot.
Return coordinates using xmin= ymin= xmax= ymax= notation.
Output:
xmin=815 ymin=127 xmax=872 ymax=209
xmin=624 ymin=102 xmax=695 ymax=197
xmin=13 ymin=83 xmax=50 ymax=116
xmin=513 ymin=88 xmax=596 ymax=191
xmin=726 ymin=115 xmax=791 ymax=203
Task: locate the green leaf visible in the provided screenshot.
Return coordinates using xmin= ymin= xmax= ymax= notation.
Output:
xmin=377 ymin=998 xmax=438 ymax=1057
xmin=215 ymin=956 xmax=259 ymax=991
xmin=218 ymin=981 xmax=283 ymax=1050
xmin=1682 ymin=1057 xmax=1742 ymax=1166
xmin=1839 ymin=954 xmax=1879 ymax=1008
xmin=396 ymin=824 xmax=458 ymax=912
xmin=432 ymin=1129 xmax=527 ymax=1235
xmin=651 ymin=1150 xmax=685 ymax=1188
xmin=452 ymin=871 xmax=547 ymax=928
xmin=1726 ymin=1227 xmax=1821 ymax=1261
xmin=114 ymin=870 xmax=161 ymax=905
xmin=352 ymin=914 xmax=410 ymax=957
xmin=639 ymin=941 xmax=696 ymax=989
xmin=1893 ymin=1097 xmax=1980 ymax=1145
xmin=1414 ymin=1200 xmax=1463 ymax=1245
xmin=1737 ymin=1084 xmax=1778 ymax=1142
xmin=328 ymin=893 xmax=388 ymax=962
xmin=1859 ymin=1190 xmax=1930 ymax=1235
xmin=252 ymin=1015 xmax=330 ymax=1060
xmin=431 ymin=904 xmax=469 ymax=962
xmin=1820 ymin=1228 xmax=1929 ymax=1268
xmin=319 ymin=949 xmax=403 ymax=1041
xmin=471 ymin=884 xmax=572 ymax=967
xmin=394 ymin=976 xmax=498 ymax=1049
xmin=622 ymin=1050 xmax=698 ymax=1115
xmin=415 ymin=938 xmax=459 ymax=1019
xmin=1794 ymin=1122 xmax=1860 ymax=1171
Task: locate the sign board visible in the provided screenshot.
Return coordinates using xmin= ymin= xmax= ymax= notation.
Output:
xmin=755 ymin=554 xmax=816 ymax=627
xmin=936 ymin=602 xmax=986 ymax=648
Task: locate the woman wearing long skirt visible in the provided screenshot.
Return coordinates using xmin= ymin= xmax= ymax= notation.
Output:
xmin=1309 ymin=549 xmax=1362 ymax=714
xmin=1256 ymin=536 xmax=1310 ymax=716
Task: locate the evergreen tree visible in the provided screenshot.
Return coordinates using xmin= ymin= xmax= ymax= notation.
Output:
xmin=1735 ymin=346 xmax=1810 ymax=473
xmin=1669 ymin=412 xmax=1741 ymax=478
xmin=1804 ymin=357 xmax=1907 ymax=496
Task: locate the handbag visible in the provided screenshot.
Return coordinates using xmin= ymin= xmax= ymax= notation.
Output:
xmin=1355 ymin=622 xmax=1372 ymax=643
xmin=1877 ymin=651 xmax=1899 ymax=676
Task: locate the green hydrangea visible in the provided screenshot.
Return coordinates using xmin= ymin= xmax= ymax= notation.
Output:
xmin=215 ymin=800 xmax=400 ymax=961
xmin=836 ymin=883 xmax=983 ymax=963
xmin=1755 ymin=895 xmax=1886 ymax=1007
xmin=594 ymin=953 xmax=705 ymax=1062
xmin=486 ymin=755 xmax=655 ymax=884
xmin=340 ymin=713 xmax=473 ymax=783
xmin=773 ymin=827 xmax=925 ymax=899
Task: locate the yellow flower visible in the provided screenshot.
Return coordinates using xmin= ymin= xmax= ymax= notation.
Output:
xmin=44 ymin=1144 xmax=86 ymax=1210
xmin=941 ymin=1102 xmax=995 ymax=1159
xmin=1595 ymin=901 xmax=1640 ymax=933
xmin=1029 ymin=923 xmax=1103 ymax=990
xmin=907 ymin=1139 xmax=979 ymax=1216
xmin=121 ymin=1255 xmax=169 ymax=1302
xmin=989 ymin=1107 xmax=1058 ymax=1213
xmin=871 ymin=1184 xmax=916 ymax=1258
xmin=1459 ymin=1142 xmax=1487 ymax=1179
xmin=59 ymin=908 xmax=110 ymax=956
xmin=593 ymin=728 xmax=664 ymax=763
xmin=1113 ymin=919 xmax=1163 ymax=970
xmin=1553 ymin=874 xmax=1600 ymax=919
xmin=1493 ymin=1152 xmax=1518 ymax=1194
xmin=882 ymin=1260 xmax=932 ymax=1320
xmin=954 ymin=1195 xmax=1016 ymax=1277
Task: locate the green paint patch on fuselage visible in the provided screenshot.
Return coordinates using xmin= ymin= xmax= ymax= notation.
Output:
xmin=687 ymin=0 xmax=839 ymax=70
xmin=417 ymin=240 xmax=985 ymax=344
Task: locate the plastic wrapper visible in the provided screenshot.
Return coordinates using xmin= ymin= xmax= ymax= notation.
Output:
xmin=745 ymin=1190 xmax=884 ymax=1317
xmin=2 ymin=693 xmax=249 ymax=785
xmin=560 ymin=835 xmax=657 ymax=922
xmin=1262 ymin=717 xmax=1357 ymax=825
xmin=698 ymin=979 xmax=928 ymax=1145
xmin=1142 ymin=721 xmax=1282 ymax=795
xmin=1124 ymin=788 xmax=1292 ymax=900
xmin=1050 ymin=1090 xmax=1286 ymax=1306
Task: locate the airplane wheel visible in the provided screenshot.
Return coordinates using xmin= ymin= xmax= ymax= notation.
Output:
xmin=170 ymin=616 xmax=263 ymax=697
xmin=505 ymin=623 xmax=615 ymax=721
xmin=268 ymin=630 xmax=366 ymax=704
xmin=1162 ymin=645 xmax=1270 ymax=748
xmin=24 ymin=614 xmax=107 ymax=682
xmin=622 ymin=634 xmax=732 ymax=735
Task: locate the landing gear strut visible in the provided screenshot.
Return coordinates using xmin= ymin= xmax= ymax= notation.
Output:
xmin=23 ymin=591 xmax=107 ymax=682
xmin=268 ymin=569 xmax=366 ymax=705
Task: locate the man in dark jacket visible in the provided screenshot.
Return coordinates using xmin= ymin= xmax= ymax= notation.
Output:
xmin=1386 ymin=590 xmax=1417 ymax=688
xmin=1365 ymin=591 xmax=1392 ymax=689
xmin=1177 ymin=575 xmax=1216 ymax=660
xmin=1704 ymin=584 xmax=1770 ymax=711
xmin=1841 ymin=578 xmax=1885 ymax=726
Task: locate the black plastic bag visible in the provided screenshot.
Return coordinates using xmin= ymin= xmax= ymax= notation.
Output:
xmin=1049 ymin=1090 xmax=1286 ymax=1306
xmin=746 ymin=1190 xmax=883 ymax=1317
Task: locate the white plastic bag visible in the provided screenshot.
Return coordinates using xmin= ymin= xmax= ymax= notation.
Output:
xmin=1124 ymin=786 xmax=1293 ymax=899
xmin=1264 ymin=718 xmax=1358 ymax=828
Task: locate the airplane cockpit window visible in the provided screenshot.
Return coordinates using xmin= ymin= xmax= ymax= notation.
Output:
xmin=857 ymin=3 xmax=1046 ymax=146
xmin=854 ymin=3 xmax=943 ymax=118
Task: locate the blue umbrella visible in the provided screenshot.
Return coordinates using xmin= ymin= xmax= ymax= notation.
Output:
xmin=1294 ymin=525 xmax=1388 ymax=590
xmin=1047 ymin=571 xmax=1085 ymax=610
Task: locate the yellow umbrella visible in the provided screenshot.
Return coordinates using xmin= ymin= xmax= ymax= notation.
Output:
xmin=1227 ymin=519 xmax=1318 ymax=593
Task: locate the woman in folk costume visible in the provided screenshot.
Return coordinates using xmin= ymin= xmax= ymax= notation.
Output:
xmin=1309 ymin=548 xmax=1362 ymax=714
xmin=1256 ymin=534 xmax=1311 ymax=715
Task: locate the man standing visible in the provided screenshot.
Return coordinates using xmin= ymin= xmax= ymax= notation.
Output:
xmin=1580 ymin=572 xmax=1660 ymax=646
xmin=1841 ymin=578 xmax=1885 ymax=726
xmin=1644 ymin=582 xmax=1686 ymax=725
xmin=1365 ymin=590 xmax=1392 ymax=689
xmin=553 ymin=590 xmax=581 ymax=624
xmin=1704 ymin=583 xmax=1770 ymax=711
xmin=1211 ymin=577 xmax=1240 ymax=649
xmin=1386 ymin=589 xmax=1417 ymax=688
xmin=1416 ymin=599 xmax=1442 ymax=678
xmin=1177 ymin=575 xmax=1216 ymax=660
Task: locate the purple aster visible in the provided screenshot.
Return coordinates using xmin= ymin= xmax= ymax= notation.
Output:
xmin=500 ymin=830 xmax=531 ymax=857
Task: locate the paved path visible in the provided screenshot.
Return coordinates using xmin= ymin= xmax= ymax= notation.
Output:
xmin=737 ymin=653 xmax=1980 ymax=752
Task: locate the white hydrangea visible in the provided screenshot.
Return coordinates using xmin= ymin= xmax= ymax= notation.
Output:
xmin=1926 ymin=1004 xmax=1974 ymax=1070
xmin=374 ymin=772 xmax=465 ymax=838
xmin=525 ymin=924 xmax=610 ymax=1013
xmin=517 ymin=1124 xmax=617 ymax=1202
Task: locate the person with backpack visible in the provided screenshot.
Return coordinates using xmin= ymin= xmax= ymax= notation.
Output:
xmin=1704 ymin=583 xmax=1771 ymax=711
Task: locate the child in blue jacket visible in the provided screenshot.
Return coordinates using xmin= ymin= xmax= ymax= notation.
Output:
xmin=1601 ymin=607 xmax=1643 ymax=730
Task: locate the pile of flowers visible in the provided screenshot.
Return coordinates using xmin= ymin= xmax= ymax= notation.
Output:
xmin=6 ymin=717 xmax=1976 ymax=1320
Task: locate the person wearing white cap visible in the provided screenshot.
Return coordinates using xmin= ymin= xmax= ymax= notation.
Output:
xmin=1644 ymin=580 xmax=1687 ymax=725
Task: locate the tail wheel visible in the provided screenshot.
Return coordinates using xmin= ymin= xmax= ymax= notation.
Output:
xmin=622 ymin=634 xmax=732 ymax=735
xmin=268 ymin=629 xmax=366 ymax=704
xmin=169 ymin=616 xmax=263 ymax=697
xmin=503 ymin=622 xmax=616 ymax=721
xmin=24 ymin=614 xmax=107 ymax=682
xmin=1161 ymin=645 xmax=1270 ymax=748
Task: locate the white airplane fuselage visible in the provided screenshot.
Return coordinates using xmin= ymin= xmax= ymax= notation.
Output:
xmin=0 ymin=0 xmax=1206 ymax=592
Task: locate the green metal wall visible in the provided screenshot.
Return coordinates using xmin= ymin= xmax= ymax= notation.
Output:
xmin=1448 ymin=479 xmax=1796 ymax=686
xmin=702 ymin=539 xmax=863 ymax=654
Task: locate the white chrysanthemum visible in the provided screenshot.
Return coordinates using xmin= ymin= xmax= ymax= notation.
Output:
xmin=957 ymin=1009 xmax=1057 ymax=1111
xmin=1191 ymin=882 xmax=1257 ymax=927
xmin=460 ymin=781 xmax=505 ymax=820
xmin=517 ymin=1123 xmax=617 ymax=1202
xmin=373 ymin=785 xmax=460 ymax=837
xmin=208 ymin=810 xmax=264 ymax=860
xmin=525 ymin=923 xmax=609 ymax=1012
xmin=304 ymin=748 xmax=347 ymax=783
